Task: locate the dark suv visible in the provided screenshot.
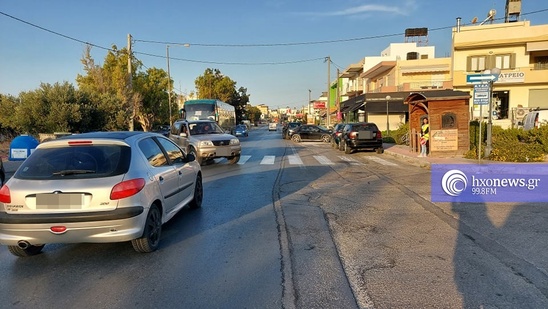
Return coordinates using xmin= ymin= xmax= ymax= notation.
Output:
xmin=282 ymin=122 xmax=301 ymax=139
xmin=339 ymin=122 xmax=383 ymax=154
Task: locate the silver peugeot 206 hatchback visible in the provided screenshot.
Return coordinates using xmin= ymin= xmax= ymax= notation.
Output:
xmin=0 ymin=131 xmax=203 ymax=257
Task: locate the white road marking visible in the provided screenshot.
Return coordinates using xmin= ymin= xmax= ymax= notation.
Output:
xmin=260 ymin=155 xmax=276 ymax=165
xmin=287 ymin=155 xmax=303 ymax=165
xmin=314 ymin=155 xmax=334 ymax=165
xmin=365 ymin=156 xmax=398 ymax=166
xmin=338 ymin=156 xmax=363 ymax=165
xmin=237 ymin=155 xmax=251 ymax=165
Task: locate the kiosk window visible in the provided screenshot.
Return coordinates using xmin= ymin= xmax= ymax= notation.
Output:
xmin=442 ymin=113 xmax=457 ymax=129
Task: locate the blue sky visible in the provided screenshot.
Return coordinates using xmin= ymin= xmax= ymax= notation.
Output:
xmin=1 ymin=1 xmax=547 ymax=110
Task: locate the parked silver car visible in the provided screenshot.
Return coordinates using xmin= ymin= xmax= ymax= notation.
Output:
xmin=0 ymin=131 xmax=203 ymax=257
xmin=170 ymin=119 xmax=241 ymax=165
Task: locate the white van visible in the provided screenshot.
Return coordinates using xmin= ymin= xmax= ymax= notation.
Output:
xmin=522 ymin=109 xmax=548 ymax=130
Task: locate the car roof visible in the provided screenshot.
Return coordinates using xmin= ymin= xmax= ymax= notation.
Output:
xmin=56 ymin=131 xmax=148 ymax=140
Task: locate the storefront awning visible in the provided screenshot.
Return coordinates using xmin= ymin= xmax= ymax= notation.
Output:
xmin=340 ymin=94 xmax=365 ymax=113
xmin=364 ymin=91 xmax=410 ymax=113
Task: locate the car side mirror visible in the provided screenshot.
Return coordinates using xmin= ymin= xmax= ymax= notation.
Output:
xmin=186 ymin=153 xmax=196 ymax=162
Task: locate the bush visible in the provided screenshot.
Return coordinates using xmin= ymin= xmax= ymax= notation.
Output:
xmin=384 ymin=122 xmax=409 ymax=145
xmin=464 ymin=121 xmax=548 ymax=162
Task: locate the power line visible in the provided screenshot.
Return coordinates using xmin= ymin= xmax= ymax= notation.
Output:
xmin=134 ymin=50 xmax=325 ymax=66
xmin=0 ymin=11 xmax=112 ymax=52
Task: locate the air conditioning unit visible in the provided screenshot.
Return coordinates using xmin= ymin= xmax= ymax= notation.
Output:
xmin=515 ymin=107 xmax=527 ymax=119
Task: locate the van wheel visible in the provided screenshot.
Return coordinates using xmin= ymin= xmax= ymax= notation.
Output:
xmin=189 ymin=147 xmax=202 ymax=165
xmin=227 ymin=155 xmax=240 ymax=164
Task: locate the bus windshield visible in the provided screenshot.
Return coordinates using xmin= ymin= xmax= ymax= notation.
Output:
xmin=185 ymin=104 xmax=216 ymax=121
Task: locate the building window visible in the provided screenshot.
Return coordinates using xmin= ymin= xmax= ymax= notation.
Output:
xmin=495 ymin=54 xmax=515 ymax=70
xmin=534 ymin=56 xmax=548 ymax=70
xmin=467 ymin=56 xmax=487 ymax=72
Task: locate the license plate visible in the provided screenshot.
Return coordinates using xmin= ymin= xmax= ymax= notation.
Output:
xmin=36 ymin=193 xmax=84 ymax=209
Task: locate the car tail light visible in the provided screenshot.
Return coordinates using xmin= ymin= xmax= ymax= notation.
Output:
xmin=0 ymin=185 xmax=11 ymax=203
xmin=50 ymin=226 xmax=67 ymax=234
xmin=110 ymin=178 xmax=146 ymax=200
xmin=376 ymin=131 xmax=382 ymax=139
xmin=68 ymin=141 xmax=93 ymax=146
xmin=349 ymin=132 xmax=358 ymax=139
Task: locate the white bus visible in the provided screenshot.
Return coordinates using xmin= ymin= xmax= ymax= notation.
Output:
xmin=180 ymin=99 xmax=236 ymax=131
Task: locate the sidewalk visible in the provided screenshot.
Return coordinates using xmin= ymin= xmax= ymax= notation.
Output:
xmin=383 ymin=143 xmax=477 ymax=168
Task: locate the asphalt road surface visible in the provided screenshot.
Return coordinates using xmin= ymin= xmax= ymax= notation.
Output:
xmin=1 ymin=125 xmax=547 ymax=309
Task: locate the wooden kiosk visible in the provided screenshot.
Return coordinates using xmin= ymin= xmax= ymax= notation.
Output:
xmin=404 ymin=90 xmax=471 ymax=157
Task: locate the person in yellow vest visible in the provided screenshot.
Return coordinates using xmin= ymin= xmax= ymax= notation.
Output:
xmin=419 ymin=117 xmax=429 ymax=157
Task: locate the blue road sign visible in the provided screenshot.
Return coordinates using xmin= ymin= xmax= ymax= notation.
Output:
xmin=466 ymin=74 xmax=499 ymax=84
xmin=473 ymin=83 xmax=491 ymax=105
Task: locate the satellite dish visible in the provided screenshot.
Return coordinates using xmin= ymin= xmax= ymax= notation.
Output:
xmin=471 ymin=16 xmax=478 ymax=24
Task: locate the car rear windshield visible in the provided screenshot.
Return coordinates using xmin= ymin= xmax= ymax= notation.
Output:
xmin=14 ymin=145 xmax=131 ymax=180
xmin=352 ymin=123 xmax=378 ymax=131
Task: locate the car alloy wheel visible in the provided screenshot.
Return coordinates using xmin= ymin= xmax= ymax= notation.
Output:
xmin=131 ymin=205 xmax=162 ymax=253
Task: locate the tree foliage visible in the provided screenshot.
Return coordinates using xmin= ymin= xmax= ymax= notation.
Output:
xmin=194 ymin=68 xmax=250 ymax=123
xmin=0 ymin=50 xmax=250 ymax=137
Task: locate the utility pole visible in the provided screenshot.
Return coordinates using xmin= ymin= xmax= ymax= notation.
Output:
xmin=336 ymin=68 xmax=340 ymax=122
xmin=166 ymin=45 xmax=172 ymax=126
xmin=127 ymin=34 xmax=134 ymax=131
xmin=308 ymin=89 xmax=311 ymax=124
xmin=326 ymin=56 xmax=331 ymax=127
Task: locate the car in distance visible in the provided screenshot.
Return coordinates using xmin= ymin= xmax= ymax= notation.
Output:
xmin=232 ymin=124 xmax=249 ymax=137
xmin=268 ymin=122 xmax=277 ymax=131
xmin=170 ymin=119 xmax=241 ymax=165
xmin=290 ymin=124 xmax=332 ymax=143
xmin=0 ymin=131 xmax=203 ymax=257
xmin=282 ymin=122 xmax=301 ymax=139
xmin=154 ymin=124 xmax=171 ymax=137
xmin=339 ymin=122 xmax=384 ymax=154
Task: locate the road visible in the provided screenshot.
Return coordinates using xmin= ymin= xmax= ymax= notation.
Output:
xmin=0 ymin=125 xmax=547 ymax=308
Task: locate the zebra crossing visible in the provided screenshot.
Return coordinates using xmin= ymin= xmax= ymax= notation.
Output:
xmin=236 ymin=154 xmax=398 ymax=167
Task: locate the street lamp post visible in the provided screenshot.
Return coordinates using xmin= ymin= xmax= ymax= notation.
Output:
xmin=385 ymin=95 xmax=391 ymax=135
xmin=484 ymin=67 xmax=500 ymax=157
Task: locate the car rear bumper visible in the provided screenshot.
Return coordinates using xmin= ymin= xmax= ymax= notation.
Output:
xmin=0 ymin=206 xmax=147 ymax=245
xmin=348 ymin=140 xmax=383 ymax=149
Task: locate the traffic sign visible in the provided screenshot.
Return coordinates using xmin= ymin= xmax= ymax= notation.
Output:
xmin=466 ymin=74 xmax=498 ymax=84
xmin=473 ymin=83 xmax=491 ymax=105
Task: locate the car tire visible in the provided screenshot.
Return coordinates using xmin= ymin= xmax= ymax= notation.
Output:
xmin=227 ymin=154 xmax=240 ymax=164
xmin=344 ymin=143 xmax=353 ymax=154
xmin=376 ymin=147 xmax=384 ymax=154
xmin=7 ymin=244 xmax=45 ymax=257
xmin=131 ymin=205 xmax=162 ymax=253
xmin=188 ymin=174 xmax=203 ymax=209
xmin=322 ymin=135 xmax=331 ymax=143
xmin=189 ymin=147 xmax=202 ymax=165
xmin=338 ymin=140 xmax=345 ymax=151
xmin=291 ymin=134 xmax=301 ymax=143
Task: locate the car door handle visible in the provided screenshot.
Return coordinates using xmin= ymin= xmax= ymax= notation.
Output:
xmin=159 ymin=176 xmax=164 ymax=182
